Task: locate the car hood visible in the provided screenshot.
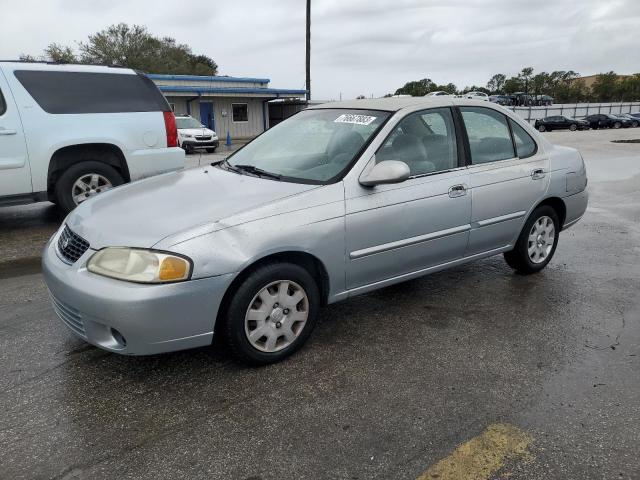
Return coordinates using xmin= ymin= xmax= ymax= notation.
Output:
xmin=178 ymin=128 xmax=217 ymax=136
xmin=66 ymin=167 xmax=318 ymax=249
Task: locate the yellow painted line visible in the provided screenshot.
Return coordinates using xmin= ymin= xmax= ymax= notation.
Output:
xmin=417 ymin=423 xmax=533 ymax=480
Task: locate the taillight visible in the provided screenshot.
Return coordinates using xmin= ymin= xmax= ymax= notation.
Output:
xmin=163 ymin=111 xmax=178 ymax=147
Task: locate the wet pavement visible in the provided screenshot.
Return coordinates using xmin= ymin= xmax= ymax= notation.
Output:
xmin=0 ymin=129 xmax=638 ymax=479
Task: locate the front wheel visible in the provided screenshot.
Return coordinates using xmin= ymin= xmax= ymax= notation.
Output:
xmin=569 ymin=123 xmax=577 ymax=131
xmin=538 ymin=125 xmax=546 ymax=132
xmin=55 ymin=161 xmax=124 ymax=213
xmin=221 ymin=262 xmax=320 ymax=365
xmin=206 ymin=147 xmax=217 ymax=153
xmin=613 ymin=122 xmax=622 ymax=129
xmin=504 ymin=205 xmax=560 ymax=274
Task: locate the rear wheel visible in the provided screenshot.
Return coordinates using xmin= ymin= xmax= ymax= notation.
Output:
xmin=614 ymin=122 xmax=622 ymax=129
xmin=221 ymin=262 xmax=320 ymax=365
xmin=504 ymin=205 xmax=560 ymax=274
xmin=569 ymin=123 xmax=577 ymax=131
xmin=55 ymin=161 xmax=124 ymax=213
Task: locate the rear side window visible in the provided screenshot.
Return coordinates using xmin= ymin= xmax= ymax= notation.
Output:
xmin=0 ymin=88 xmax=6 ymax=115
xmin=460 ymin=106 xmax=515 ymax=164
xmin=14 ymin=70 xmax=169 ymax=114
xmin=509 ymin=119 xmax=537 ymax=158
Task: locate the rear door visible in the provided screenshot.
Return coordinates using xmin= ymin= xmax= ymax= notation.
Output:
xmin=0 ymin=69 xmax=31 ymax=197
xmin=461 ymin=106 xmax=549 ymax=256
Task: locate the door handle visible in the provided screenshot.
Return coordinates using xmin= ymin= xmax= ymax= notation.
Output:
xmin=0 ymin=129 xmax=17 ymax=136
xmin=448 ymin=184 xmax=467 ymax=198
xmin=531 ymin=168 xmax=545 ymax=180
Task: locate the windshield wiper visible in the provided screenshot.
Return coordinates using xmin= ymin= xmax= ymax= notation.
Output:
xmin=233 ymin=164 xmax=282 ymax=180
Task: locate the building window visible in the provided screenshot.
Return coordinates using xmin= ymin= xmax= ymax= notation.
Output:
xmin=168 ymin=103 xmax=175 ymax=112
xmin=232 ymin=103 xmax=248 ymax=122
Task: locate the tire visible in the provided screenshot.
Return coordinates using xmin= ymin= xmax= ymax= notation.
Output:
xmin=206 ymin=148 xmax=217 ymax=153
xmin=183 ymin=145 xmax=194 ymax=154
xmin=569 ymin=124 xmax=577 ymax=131
xmin=632 ymin=121 xmax=639 ymax=128
xmin=614 ymin=122 xmax=621 ymax=129
xmin=221 ymin=262 xmax=320 ymax=365
xmin=55 ymin=161 xmax=124 ymax=213
xmin=538 ymin=125 xmax=546 ymax=132
xmin=503 ymin=205 xmax=560 ymax=274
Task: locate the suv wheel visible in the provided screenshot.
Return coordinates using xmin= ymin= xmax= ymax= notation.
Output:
xmin=55 ymin=161 xmax=124 ymax=213
xmin=504 ymin=205 xmax=560 ymax=274
xmin=221 ymin=262 xmax=320 ymax=365
xmin=206 ymin=147 xmax=217 ymax=153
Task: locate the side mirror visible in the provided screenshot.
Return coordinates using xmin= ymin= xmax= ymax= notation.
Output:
xmin=359 ymin=160 xmax=410 ymax=187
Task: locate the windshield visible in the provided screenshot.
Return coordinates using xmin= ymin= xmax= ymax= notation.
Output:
xmin=176 ymin=117 xmax=203 ymax=129
xmin=226 ymin=108 xmax=390 ymax=183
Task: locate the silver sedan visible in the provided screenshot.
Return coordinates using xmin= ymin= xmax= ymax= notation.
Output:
xmin=43 ymin=98 xmax=588 ymax=364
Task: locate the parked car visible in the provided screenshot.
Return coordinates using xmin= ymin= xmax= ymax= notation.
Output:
xmin=489 ymin=95 xmax=511 ymax=105
xmin=425 ymin=91 xmax=452 ymax=97
xmin=0 ymin=62 xmax=184 ymax=212
xmin=584 ymin=114 xmax=631 ymax=129
xmin=176 ymin=115 xmax=219 ymax=153
xmin=534 ymin=95 xmax=553 ymax=106
xmin=611 ymin=113 xmax=639 ymax=128
xmin=465 ymin=91 xmax=490 ymax=101
xmin=629 ymin=112 xmax=640 ymax=119
xmin=512 ymin=92 xmax=534 ymax=106
xmin=43 ymin=98 xmax=588 ymax=365
xmin=534 ymin=116 xmax=590 ymax=132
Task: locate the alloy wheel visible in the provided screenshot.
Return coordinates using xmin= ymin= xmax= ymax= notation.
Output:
xmin=244 ymin=280 xmax=309 ymax=353
xmin=72 ymin=173 xmax=113 ymax=205
xmin=528 ymin=216 xmax=555 ymax=264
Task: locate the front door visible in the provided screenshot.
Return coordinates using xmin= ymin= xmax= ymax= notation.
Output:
xmin=460 ymin=106 xmax=549 ymax=256
xmin=199 ymin=102 xmax=214 ymax=130
xmin=0 ymin=71 xmax=31 ymax=197
xmin=345 ymin=107 xmax=471 ymax=290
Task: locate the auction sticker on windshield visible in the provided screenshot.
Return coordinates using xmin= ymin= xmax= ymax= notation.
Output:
xmin=334 ymin=114 xmax=377 ymax=125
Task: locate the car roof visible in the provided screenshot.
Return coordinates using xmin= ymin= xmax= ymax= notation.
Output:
xmin=308 ymin=97 xmax=498 ymax=112
xmin=0 ymin=61 xmax=135 ymax=75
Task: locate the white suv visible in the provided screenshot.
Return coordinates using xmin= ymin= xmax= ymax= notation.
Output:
xmin=175 ymin=115 xmax=219 ymax=153
xmin=0 ymin=62 xmax=184 ymax=212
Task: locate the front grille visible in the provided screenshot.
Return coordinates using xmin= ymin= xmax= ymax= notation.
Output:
xmin=57 ymin=225 xmax=90 ymax=264
xmin=195 ymin=135 xmax=212 ymax=141
xmin=50 ymin=293 xmax=86 ymax=338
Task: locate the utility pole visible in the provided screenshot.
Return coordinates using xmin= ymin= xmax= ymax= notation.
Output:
xmin=306 ymin=0 xmax=311 ymax=101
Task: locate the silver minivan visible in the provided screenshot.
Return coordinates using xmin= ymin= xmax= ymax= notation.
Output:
xmin=43 ymin=98 xmax=588 ymax=364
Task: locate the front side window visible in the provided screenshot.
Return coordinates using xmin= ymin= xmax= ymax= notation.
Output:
xmin=232 ymin=103 xmax=248 ymax=122
xmin=460 ymin=106 xmax=515 ymax=164
xmin=376 ymin=107 xmax=458 ymax=176
xmin=509 ymin=119 xmax=537 ymax=158
xmin=14 ymin=70 xmax=169 ymax=114
xmin=226 ymin=108 xmax=390 ymax=184
xmin=0 ymin=88 xmax=6 ymax=115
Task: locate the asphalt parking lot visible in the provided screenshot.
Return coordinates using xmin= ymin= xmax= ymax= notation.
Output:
xmin=1 ymin=129 xmax=639 ymax=479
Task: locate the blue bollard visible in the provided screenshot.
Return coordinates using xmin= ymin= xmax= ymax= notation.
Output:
xmin=226 ymin=131 xmax=232 ymax=147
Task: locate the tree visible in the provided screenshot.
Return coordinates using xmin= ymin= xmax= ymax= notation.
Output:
xmin=591 ymin=72 xmax=620 ymax=102
xmin=45 ymin=43 xmax=77 ymax=63
xmin=21 ymin=23 xmax=218 ymax=75
xmin=395 ymin=78 xmax=437 ymax=96
xmin=487 ymin=74 xmax=506 ymax=94
xmin=518 ymin=67 xmax=534 ymax=95
xmin=503 ymin=77 xmax=524 ymax=94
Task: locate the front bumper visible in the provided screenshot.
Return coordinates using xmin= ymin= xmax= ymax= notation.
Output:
xmin=42 ymin=234 xmax=234 ymax=355
xmin=181 ymin=139 xmax=219 ymax=150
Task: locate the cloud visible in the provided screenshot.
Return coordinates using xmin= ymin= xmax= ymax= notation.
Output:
xmin=0 ymin=0 xmax=638 ymax=99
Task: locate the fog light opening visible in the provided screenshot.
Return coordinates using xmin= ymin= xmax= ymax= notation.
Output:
xmin=110 ymin=328 xmax=127 ymax=347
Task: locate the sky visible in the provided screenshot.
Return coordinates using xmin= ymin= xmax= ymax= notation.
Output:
xmin=1 ymin=0 xmax=638 ymax=100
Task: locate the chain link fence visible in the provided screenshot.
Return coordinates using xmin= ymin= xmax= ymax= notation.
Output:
xmin=509 ymin=102 xmax=640 ymax=124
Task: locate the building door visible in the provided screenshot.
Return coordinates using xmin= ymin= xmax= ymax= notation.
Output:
xmin=199 ymin=102 xmax=215 ymax=130
xmin=0 ymin=72 xmax=32 ymax=197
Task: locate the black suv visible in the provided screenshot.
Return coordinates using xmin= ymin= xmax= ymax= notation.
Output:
xmin=534 ymin=116 xmax=590 ymax=132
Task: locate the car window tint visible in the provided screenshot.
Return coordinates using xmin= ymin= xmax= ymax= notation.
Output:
xmin=14 ymin=70 xmax=169 ymax=114
xmin=509 ymin=119 xmax=537 ymax=158
xmin=460 ymin=107 xmax=515 ymax=164
xmin=376 ymin=107 xmax=458 ymax=176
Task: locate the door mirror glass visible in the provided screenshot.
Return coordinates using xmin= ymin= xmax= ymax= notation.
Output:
xmin=359 ymin=160 xmax=410 ymax=187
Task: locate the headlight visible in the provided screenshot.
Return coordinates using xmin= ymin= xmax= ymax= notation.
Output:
xmin=181 ymin=133 xmax=193 ymax=138
xmin=87 ymin=248 xmax=192 ymax=283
